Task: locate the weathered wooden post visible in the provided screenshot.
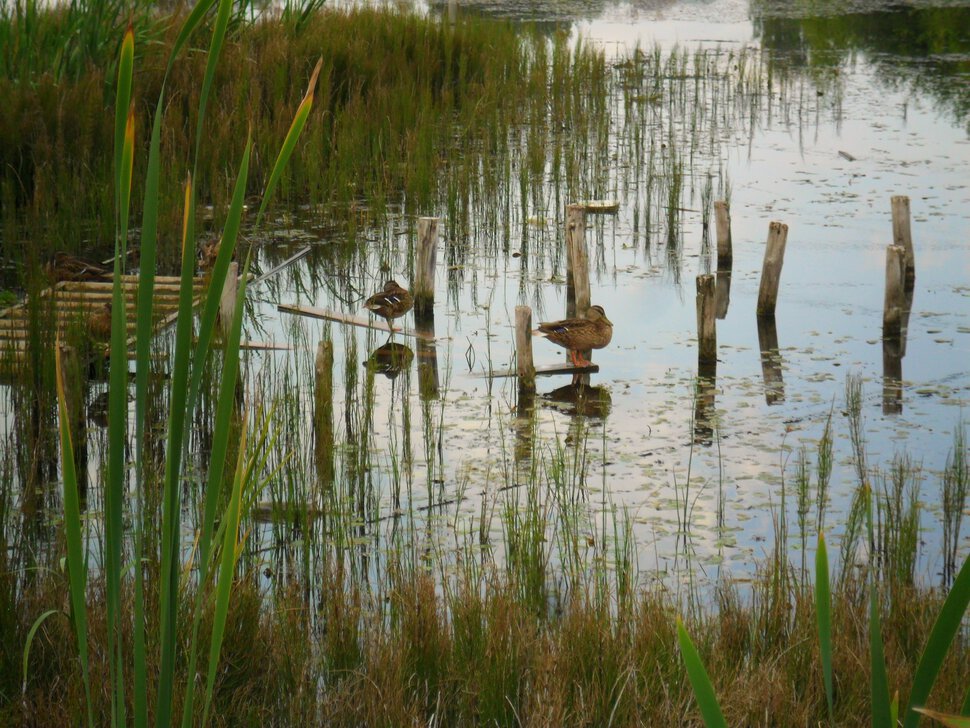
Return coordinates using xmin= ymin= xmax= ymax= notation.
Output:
xmin=565 ymin=204 xmax=589 ymax=320
xmin=314 ymin=340 xmax=334 ymax=488
xmin=415 ymin=217 xmax=438 ymax=321
xmin=883 ymin=245 xmax=906 ymax=340
xmin=696 ymin=274 xmax=717 ymax=365
xmin=891 ymin=195 xmax=915 ymax=289
xmin=515 ymin=305 xmax=535 ymax=392
xmin=219 ymin=261 xmax=238 ymax=340
xmin=757 ymin=316 xmax=785 ymax=405
xmin=714 ymin=200 xmax=732 ymax=270
xmin=756 ymin=221 xmax=788 ymax=317
xmin=715 ymin=270 xmax=731 ymax=320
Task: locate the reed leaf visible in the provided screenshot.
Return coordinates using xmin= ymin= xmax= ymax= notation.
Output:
xmin=180 ymin=145 xmax=251 ymax=728
xmin=184 ymin=140 xmax=250 ymax=436
xmin=902 ymin=551 xmax=970 ymax=728
xmin=914 ymin=708 xmax=970 ymax=728
xmin=22 ymin=609 xmax=58 ymax=695
xmin=202 ymin=408 xmax=251 ymax=728
xmin=676 ymin=616 xmax=727 ymax=728
xmin=54 ymin=344 xmax=93 ymax=727
xmin=255 ymin=57 xmax=323 ymax=227
xmin=193 ymin=0 xmax=232 ymax=176
xmin=815 ymin=531 xmax=834 ymax=725
xmin=157 ymin=176 xmax=198 ymax=727
xmin=113 ymin=23 xmax=133 ymax=242
xmin=865 ymin=485 xmax=893 ymax=728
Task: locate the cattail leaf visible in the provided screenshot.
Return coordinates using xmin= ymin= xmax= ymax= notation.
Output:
xmin=815 ymin=532 xmax=834 ymax=725
xmin=256 ymin=57 xmax=323 ymax=226
xmin=677 ymin=616 xmax=727 ymax=728
xmin=903 ymin=552 xmax=970 ymax=727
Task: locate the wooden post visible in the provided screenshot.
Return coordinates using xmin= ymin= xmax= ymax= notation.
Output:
xmin=565 ymin=204 xmax=589 ymax=320
xmin=891 ymin=195 xmax=915 ymax=289
xmin=883 ymin=245 xmax=906 ymax=340
xmin=715 ymin=271 xmax=731 ymax=320
xmin=415 ymin=217 xmax=438 ymax=320
xmin=756 ymin=221 xmax=788 ymax=317
xmin=219 ymin=261 xmax=238 ymax=339
xmin=714 ymin=200 xmax=732 ymax=270
xmin=515 ymin=305 xmax=535 ymax=392
xmin=314 ymin=340 xmax=334 ymax=488
xmin=696 ymin=274 xmax=716 ymax=365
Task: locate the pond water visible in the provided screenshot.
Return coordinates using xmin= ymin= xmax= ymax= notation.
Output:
xmin=5 ymin=1 xmax=967 ymax=594
xmin=223 ymin=0 xmax=970 ymax=589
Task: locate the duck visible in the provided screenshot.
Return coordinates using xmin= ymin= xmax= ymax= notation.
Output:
xmin=88 ymin=302 xmax=113 ymax=342
xmin=533 ymin=304 xmax=613 ymax=367
xmin=363 ymin=280 xmax=413 ymax=334
xmin=45 ymin=252 xmax=110 ymax=282
xmin=198 ymin=236 xmax=235 ymax=271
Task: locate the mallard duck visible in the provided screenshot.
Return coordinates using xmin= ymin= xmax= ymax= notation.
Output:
xmin=533 ymin=304 xmax=613 ymax=367
xmin=363 ymin=280 xmax=413 ymax=333
xmin=88 ymin=302 xmax=113 ymax=342
xmin=45 ymin=252 xmax=110 ymax=282
xmin=198 ymin=236 xmax=236 ymax=271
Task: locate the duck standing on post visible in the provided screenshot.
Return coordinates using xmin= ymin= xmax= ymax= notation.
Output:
xmin=533 ymin=304 xmax=613 ymax=367
xmin=364 ymin=280 xmax=413 ymax=337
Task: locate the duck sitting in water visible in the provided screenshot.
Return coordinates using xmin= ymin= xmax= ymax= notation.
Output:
xmin=45 ymin=252 xmax=110 ymax=282
xmin=533 ymin=304 xmax=613 ymax=367
xmin=363 ymin=280 xmax=413 ymax=335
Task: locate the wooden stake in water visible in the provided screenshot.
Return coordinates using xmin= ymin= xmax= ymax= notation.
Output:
xmin=415 ymin=217 xmax=439 ymax=320
xmin=882 ymin=337 xmax=903 ymax=415
xmin=696 ymin=274 xmax=717 ymax=365
xmin=891 ymin=195 xmax=915 ymax=289
xmin=714 ymin=200 xmax=732 ymax=270
xmin=565 ymin=204 xmax=589 ymax=320
xmin=219 ymin=261 xmax=238 ymax=339
xmin=515 ymin=305 xmax=535 ymax=392
xmin=883 ymin=244 xmax=906 ymax=340
xmin=314 ymin=340 xmax=334 ymax=488
xmin=756 ymin=221 xmax=789 ymax=317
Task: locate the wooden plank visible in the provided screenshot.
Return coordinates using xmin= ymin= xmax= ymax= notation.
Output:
xmin=483 ymin=362 xmax=599 ymax=379
xmin=580 ymin=200 xmax=620 ymax=214
xmin=278 ymin=303 xmax=434 ymax=341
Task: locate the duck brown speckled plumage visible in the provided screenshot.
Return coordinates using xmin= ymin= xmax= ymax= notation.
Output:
xmin=364 ymin=280 xmax=413 ymax=334
xmin=533 ymin=304 xmax=613 ymax=367
xmin=45 ymin=252 xmax=110 ymax=283
xmin=88 ymin=302 xmax=113 ymax=342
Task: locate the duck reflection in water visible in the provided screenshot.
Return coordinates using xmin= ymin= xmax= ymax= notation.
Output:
xmin=364 ymin=342 xmax=414 ymax=380
xmin=541 ymin=376 xmax=612 ymax=419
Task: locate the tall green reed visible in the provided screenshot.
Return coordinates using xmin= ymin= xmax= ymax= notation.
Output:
xmin=50 ymin=0 xmax=320 ymax=724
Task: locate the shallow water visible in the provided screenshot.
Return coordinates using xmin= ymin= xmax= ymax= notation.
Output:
xmin=226 ymin=2 xmax=970 ymax=589
xmin=7 ymin=1 xmax=970 ymax=591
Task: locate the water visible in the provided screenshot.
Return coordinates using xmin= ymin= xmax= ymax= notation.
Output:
xmin=8 ymin=0 xmax=970 ymax=590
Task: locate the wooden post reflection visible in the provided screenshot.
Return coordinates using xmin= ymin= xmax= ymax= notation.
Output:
xmin=757 ymin=316 xmax=785 ymax=404
xmin=415 ymin=315 xmax=439 ymax=401
xmin=882 ymin=336 xmax=903 ymax=415
xmin=715 ymin=271 xmax=731 ymax=320
xmin=694 ymin=359 xmax=716 ymax=446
